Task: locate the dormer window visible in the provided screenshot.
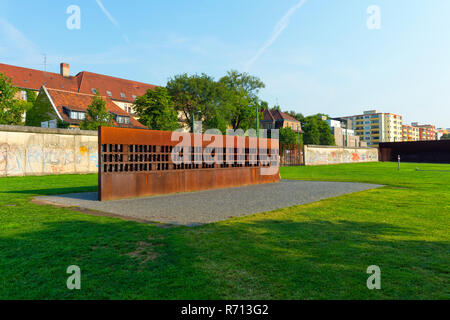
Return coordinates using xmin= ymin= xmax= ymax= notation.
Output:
xmin=115 ymin=115 xmax=130 ymax=124
xmin=120 ymin=92 xmax=126 ymax=99
xmin=92 ymin=88 xmax=97 ymax=94
xmin=69 ymin=110 xmax=86 ymax=120
xmin=106 ymin=91 xmax=112 ymax=97
xmin=132 ymin=95 xmax=137 ymax=100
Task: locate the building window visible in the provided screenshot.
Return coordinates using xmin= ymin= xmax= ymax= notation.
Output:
xmin=115 ymin=115 xmax=130 ymax=124
xmin=70 ymin=111 xmax=86 ymax=120
xmin=92 ymin=88 xmax=97 ymax=94
xmin=106 ymin=91 xmax=112 ymax=97
xmin=21 ymin=90 xmax=28 ymax=101
xmin=132 ymin=95 xmax=137 ymax=100
xmin=120 ymin=92 xmax=126 ymax=99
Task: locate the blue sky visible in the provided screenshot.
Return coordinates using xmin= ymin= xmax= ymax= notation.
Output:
xmin=1 ymin=0 xmax=449 ymax=127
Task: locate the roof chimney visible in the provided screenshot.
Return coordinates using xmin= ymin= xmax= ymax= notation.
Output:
xmin=60 ymin=63 xmax=70 ymax=77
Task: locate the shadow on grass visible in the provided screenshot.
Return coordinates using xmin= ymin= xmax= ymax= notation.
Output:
xmin=3 ymin=186 xmax=98 ymax=196
xmin=0 ymin=215 xmax=448 ymax=299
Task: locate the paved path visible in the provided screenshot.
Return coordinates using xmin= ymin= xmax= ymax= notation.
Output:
xmin=36 ymin=180 xmax=382 ymax=226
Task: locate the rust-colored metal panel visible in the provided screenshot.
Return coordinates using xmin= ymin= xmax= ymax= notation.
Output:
xmin=379 ymin=140 xmax=450 ymax=163
xmin=98 ymin=127 xmax=280 ymax=201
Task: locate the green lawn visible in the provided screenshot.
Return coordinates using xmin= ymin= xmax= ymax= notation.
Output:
xmin=0 ymin=162 xmax=449 ymax=299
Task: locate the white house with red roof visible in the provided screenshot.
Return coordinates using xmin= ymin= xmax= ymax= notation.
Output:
xmin=25 ymin=86 xmax=147 ymax=129
xmin=0 ymin=62 xmax=157 ymax=119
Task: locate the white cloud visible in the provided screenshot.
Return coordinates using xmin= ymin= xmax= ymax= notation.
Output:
xmin=245 ymin=0 xmax=308 ymax=71
xmin=95 ymin=0 xmax=130 ymax=43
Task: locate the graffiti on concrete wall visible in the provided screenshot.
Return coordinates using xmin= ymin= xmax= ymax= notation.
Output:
xmin=0 ymin=131 xmax=98 ymax=176
xmin=304 ymin=145 xmax=378 ymax=166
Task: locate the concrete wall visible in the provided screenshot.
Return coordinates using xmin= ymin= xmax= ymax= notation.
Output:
xmin=0 ymin=125 xmax=98 ymax=176
xmin=304 ymin=145 xmax=379 ymax=166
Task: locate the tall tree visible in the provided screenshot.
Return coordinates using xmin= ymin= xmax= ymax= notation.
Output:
xmin=80 ymin=93 xmax=114 ymax=130
xmin=279 ymin=127 xmax=299 ymax=148
xmin=302 ymin=117 xmax=321 ymax=145
xmin=134 ymin=87 xmax=179 ymax=131
xmin=218 ymin=70 xmax=265 ymax=131
xmin=302 ymin=114 xmax=335 ymax=146
xmin=166 ymin=73 xmax=221 ymax=132
xmin=0 ymin=73 xmax=30 ymax=125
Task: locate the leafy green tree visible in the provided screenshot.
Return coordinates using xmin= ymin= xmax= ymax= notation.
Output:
xmin=166 ymin=73 xmax=221 ymax=132
xmin=286 ymin=110 xmax=305 ymax=123
xmin=134 ymin=87 xmax=179 ymax=131
xmin=25 ymin=89 xmax=37 ymax=104
xmin=272 ymin=105 xmax=281 ymax=111
xmin=279 ymin=127 xmax=299 ymax=148
xmin=441 ymin=133 xmax=450 ymax=140
xmin=0 ymin=73 xmax=30 ymax=125
xmin=57 ymin=119 xmax=70 ymax=129
xmin=218 ymin=70 xmax=265 ymax=131
xmin=203 ymin=109 xmax=229 ymax=134
xmin=302 ymin=117 xmax=321 ymax=145
xmin=301 ymin=114 xmax=335 ymax=146
xmin=80 ymin=93 xmax=113 ymax=130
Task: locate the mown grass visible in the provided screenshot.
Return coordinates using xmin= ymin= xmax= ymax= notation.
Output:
xmin=0 ymin=162 xmax=449 ymax=299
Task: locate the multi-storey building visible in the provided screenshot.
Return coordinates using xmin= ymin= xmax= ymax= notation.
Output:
xmin=402 ymin=124 xmax=420 ymax=141
xmin=0 ymin=62 xmax=157 ymax=120
xmin=326 ymin=118 xmax=364 ymax=147
xmin=437 ymin=128 xmax=450 ymax=140
xmin=411 ymin=123 xmax=437 ymax=141
xmin=340 ymin=110 xmax=403 ymax=147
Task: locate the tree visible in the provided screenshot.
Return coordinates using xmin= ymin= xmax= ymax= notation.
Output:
xmin=218 ymin=70 xmax=265 ymax=131
xmin=286 ymin=110 xmax=305 ymax=124
xmin=25 ymin=89 xmax=37 ymax=104
xmin=134 ymin=87 xmax=179 ymax=131
xmin=279 ymin=127 xmax=299 ymax=148
xmin=166 ymin=73 xmax=221 ymax=132
xmin=302 ymin=114 xmax=335 ymax=146
xmin=0 ymin=73 xmax=30 ymax=125
xmin=80 ymin=93 xmax=113 ymax=130
xmin=302 ymin=117 xmax=321 ymax=145
xmin=441 ymin=133 xmax=450 ymax=140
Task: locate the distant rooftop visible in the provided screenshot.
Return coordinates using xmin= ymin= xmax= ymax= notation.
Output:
xmin=0 ymin=62 xmax=157 ymax=104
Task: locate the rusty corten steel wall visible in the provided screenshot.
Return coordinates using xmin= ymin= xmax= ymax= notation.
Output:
xmin=379 ymin=140 xmax=450 ymax=163
xmin=98 ymin=127 xmax=280 ymax=201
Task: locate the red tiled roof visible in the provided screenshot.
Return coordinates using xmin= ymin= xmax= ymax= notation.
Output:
xmin=77 ymin=71 xmax=157 ymax=102
xmin=0 ymin=63 xmax=157 ymax=104
xmin=0 ymin=63 xmax=79 ymax=91
xmin=263 ymin=109 xmax=299 ymax=122
xmin=45 ymin=88 xmax=147 ymax=129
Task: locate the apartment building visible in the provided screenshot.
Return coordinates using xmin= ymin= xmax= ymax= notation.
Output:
xmin=411 ymin=123 xmax=437 ymax=141
xmin=402 ymin=124 xmax=420 ymax=141
xmin=437 ymin=128 xmax=450 ymax=140
xmin=340 ymin=110 xmax=403 ymax=147
xmin=326 ymin=118 xmax=365 ymax=147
